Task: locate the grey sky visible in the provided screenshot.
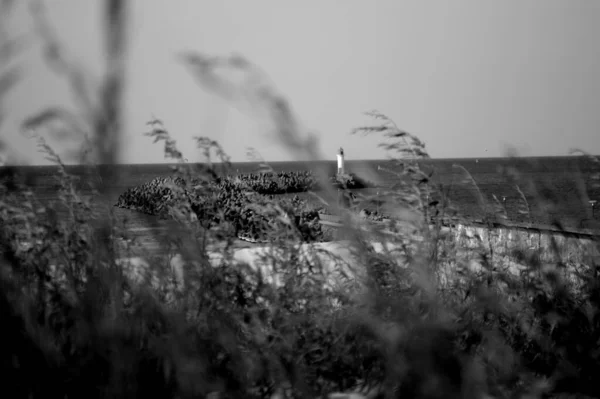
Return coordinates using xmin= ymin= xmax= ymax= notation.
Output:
xmin=3 ymin=0 xmax=600 ymax=164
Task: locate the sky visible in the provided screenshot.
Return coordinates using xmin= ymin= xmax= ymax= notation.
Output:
xmin=2 ymin=0 xmax=600 ymax=165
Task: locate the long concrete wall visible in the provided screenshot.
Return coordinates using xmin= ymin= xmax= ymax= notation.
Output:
xmin=449 ymin=222 xmax=599 ymax=264
xmin=116 ymin=240 xmax=404 ymax=293
xmin=112 ymin=218 xmax=599 ymax=296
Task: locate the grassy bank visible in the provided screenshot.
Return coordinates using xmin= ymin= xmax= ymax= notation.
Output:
xmin=3 ymin=129 xmax=600 ymax=398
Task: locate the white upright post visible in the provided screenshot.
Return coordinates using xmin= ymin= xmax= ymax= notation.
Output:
xmin=337 ymin=147 xmax=345 ymax=175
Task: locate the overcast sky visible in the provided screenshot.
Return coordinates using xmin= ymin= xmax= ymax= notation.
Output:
xmin=3 ymin=0 xmax=600 ymax=164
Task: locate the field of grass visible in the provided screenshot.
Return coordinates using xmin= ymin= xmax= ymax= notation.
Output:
xmin=2 ymin=2 xmax=600 ymax=398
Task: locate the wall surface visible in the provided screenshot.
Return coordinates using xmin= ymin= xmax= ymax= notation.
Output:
xmin=114 ymin=222 xmax=599 ymax=294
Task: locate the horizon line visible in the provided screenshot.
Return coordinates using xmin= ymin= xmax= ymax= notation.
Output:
xmin=2 ymin=154 xmax=598 ymax=168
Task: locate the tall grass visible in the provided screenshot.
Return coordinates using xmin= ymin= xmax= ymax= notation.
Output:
xmin=1 ymin=2 xmax=600 ymax=399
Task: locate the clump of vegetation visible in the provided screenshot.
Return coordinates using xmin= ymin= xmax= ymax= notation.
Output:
xmin=112 ymin=145 xmax=378 ymax=243
xmin=219 ymin=170 xmax=319 ymax=194
xmin=331 ymin=173 xmax=375 ymax=190
xmin=114 ymin=137 xmax=325 ymax=243
xmin=114 ymin=167 xmax=374 ymax=223
xmin=114 ymin=175 xmax=189 ymax=217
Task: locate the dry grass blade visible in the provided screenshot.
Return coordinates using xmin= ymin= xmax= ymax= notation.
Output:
xmin=195 ymin=136 xmax=232 ymax=166
xmin=352 ymin=110 xmax=430 ymax=161
xmin=452 ymin=163 xmax=489 ymax=218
